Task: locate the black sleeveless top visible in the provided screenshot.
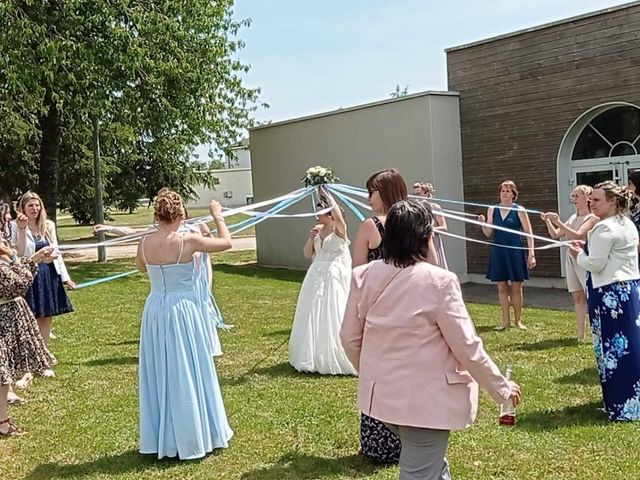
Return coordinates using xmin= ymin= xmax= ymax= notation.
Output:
xmin=367 ymin=217 xmax=385 ymax=262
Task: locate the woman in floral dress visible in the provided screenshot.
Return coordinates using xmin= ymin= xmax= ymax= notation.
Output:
xmin=0 ymin=240 xmax=57 ymax=435
xmin=569 ymin=181 xmax=640 ymax=421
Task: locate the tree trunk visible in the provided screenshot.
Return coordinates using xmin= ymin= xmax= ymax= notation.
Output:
xmin=37 ymin=93 xmax=61 ymax=222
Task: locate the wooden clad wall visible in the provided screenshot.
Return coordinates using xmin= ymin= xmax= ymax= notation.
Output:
xmin=447 ymin=5 xmax=640 ymax=277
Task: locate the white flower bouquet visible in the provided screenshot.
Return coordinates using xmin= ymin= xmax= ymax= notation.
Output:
xmin=301 ymin=166 xmax=340 ymax=187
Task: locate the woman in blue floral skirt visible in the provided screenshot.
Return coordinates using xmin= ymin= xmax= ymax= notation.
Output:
xmin=570 ymin=181 xmax=640 ymax=421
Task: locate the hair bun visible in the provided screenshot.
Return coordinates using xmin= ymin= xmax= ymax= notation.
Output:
xmin=154 ymin=189 xmax=184 ymax=223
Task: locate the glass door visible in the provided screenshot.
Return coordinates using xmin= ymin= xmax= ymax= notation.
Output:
xmin=571 ymin=165 xmax=616 ymax=187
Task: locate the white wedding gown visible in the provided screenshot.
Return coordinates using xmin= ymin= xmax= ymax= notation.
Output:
xmin=289 ymin=232 xmax=357 ymax=375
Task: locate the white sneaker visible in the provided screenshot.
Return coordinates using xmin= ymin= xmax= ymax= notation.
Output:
xmin=15 ymin=372 xmax=33 ymax=389
xmin=41 ymin=369 xmax=55 ymax=378
xmin=7 ymin=391 xmax=24 ymax=405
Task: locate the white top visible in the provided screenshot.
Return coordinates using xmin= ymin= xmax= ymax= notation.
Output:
xmin=577 ymin=215 xmax=639 ymax=288
xmin=10 ymin=219 xmax=70 ymax=283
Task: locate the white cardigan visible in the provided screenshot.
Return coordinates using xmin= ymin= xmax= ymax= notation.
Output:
xmin=10 ymin=219 xmax=71 ymax=283
xmin=577 ymin=215 xmax=639 ymax=288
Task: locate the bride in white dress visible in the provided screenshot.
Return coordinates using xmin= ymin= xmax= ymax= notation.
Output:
xmin=289 ymin=194 xmax=356 ymax=375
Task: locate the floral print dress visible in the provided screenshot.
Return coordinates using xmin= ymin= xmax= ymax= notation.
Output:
xmin=0 ymin=259 xmax=56 ymax=384
xmin=586 ymin=255 xmax=640 ymax=421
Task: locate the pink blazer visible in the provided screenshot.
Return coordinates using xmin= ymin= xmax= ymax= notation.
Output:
xmin=340 ymin=260 xmax=511 ymax=431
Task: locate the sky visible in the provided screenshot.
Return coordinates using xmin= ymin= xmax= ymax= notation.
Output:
xmin=231 ymin=0 xmax=633 ymax=124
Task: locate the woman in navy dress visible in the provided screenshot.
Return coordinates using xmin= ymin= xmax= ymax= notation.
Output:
xmin=479 ymin=180 xmax=536 ymax=330
xmin=11 ymin=192 xmax=74 ymax=382
xmin=570 ymin=181 xmax=640 ymax=421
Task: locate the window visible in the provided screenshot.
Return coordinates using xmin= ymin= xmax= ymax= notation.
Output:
xmin=572 ymin=106 xmax=640 ymax=160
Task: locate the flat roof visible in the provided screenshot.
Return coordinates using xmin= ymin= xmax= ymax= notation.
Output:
xmin=250 ymin=90 xmax=458 ymax=131
xmin=446 ymin=1 xmax=640 ymax=52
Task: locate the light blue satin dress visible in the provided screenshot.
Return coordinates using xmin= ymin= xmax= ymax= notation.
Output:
xmin=138 ymin=236 xmax=233 ymax=460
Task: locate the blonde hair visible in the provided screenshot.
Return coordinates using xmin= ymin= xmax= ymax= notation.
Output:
xmin=499 ymin=180 xmax=518 ymax=201
xmin=594 ymin=181 xmax=632 ymax=216
xmin=16 ymin=191 xmax=51 ymax=240
xmin=573 ymin=184 xmax=593 ymax=205
xmin=154 ymin=188 xmax=185 ymax=223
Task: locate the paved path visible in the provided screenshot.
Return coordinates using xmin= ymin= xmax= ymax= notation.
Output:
xmin=462 ymin=282 xmax=573 ymax=311
xmin=66 ymin=236 xmax=257 ymax=262
xmin=67 ymin=236 xmax=573 ymax=311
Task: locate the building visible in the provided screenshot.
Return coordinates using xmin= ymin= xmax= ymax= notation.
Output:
xmin=447 ymin=1 xmax=640 ymax=285
xmin=250 ymin=92 xmax=466 ymax=274
xmin=250 ymin=1 xmax=640 ymax=284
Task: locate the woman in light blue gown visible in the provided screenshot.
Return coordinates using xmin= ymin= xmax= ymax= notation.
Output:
xmin=135 ymin=189 xmax=233 ymax=460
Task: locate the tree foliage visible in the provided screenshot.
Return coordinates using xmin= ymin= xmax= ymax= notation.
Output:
xmin=0 ymin=0 xmax=263 ymax=222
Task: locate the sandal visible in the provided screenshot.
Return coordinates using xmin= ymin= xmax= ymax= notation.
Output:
xmin=0 ymin=418 xmax=25 ymax=437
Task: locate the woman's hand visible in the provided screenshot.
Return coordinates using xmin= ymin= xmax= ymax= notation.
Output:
xmin=31 ymin=246 xmax=55 ymax=263
xmin=309 ymin=227 xmax=320 ymax=240
xmin=0 ymin=241 xmax=13 ymax=258
xmin=569 ymin=240 xmax=585 ymax=258
xmin=546 ymin=212 xmax=560 ymax=224
xmin=528 ymin=253 xmax=536 ymax=269
xmin=209 ymin=200 xmax=223 ymax=218
xmin=477 ymin=214 xmax=485 ymax=223
xmin=508 ymin=381 xmax=522 ymax=406
xmin=16 ymin=212 xmax=28 ymax=230
xmin=64 ymin=280 xmax=76 ymax=290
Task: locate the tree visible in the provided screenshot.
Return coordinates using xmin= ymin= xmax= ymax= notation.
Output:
xmin=390 ymin=84 xmax=410 ymax=98
xmin=0 ymin=1 xmax=263 ymax=222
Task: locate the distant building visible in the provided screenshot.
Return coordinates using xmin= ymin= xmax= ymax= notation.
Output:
xmin=250 ymin=2 xmax=640 ymax=286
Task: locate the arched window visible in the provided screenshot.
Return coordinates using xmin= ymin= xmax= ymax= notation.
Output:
xmin=572 ymin=106 xmax=640 ymax=160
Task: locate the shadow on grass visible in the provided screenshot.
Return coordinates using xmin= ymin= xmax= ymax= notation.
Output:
xmin=106 ymin=339 xmax=139 ymax=346
xmin=24 ymin=449 xmax=192 ymax=479
xmin=265 ymin=328 xmax=291 ymax=337
xmin=85 ymin=356 xmax=138 ymax=367
xmin=220 ymin=360 xmax=349 ymax=387
xmin=240 ymin=452 xmax=385 ymax=480
xmin=475 ymin=325 xmax=499 ymax=334
xmin=510 ymin=337 xmax=579 ymax=351
xmin=518 ymin=400 xmax=607 ymax=430
xmin=555 ymin=366 xmax=599 ymax=385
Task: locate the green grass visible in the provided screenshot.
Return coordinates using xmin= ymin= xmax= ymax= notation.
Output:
xmin=56 ymin=208 xmax=255 ymax=243
xmin=2 ymin=252 xmax=639 ymax=479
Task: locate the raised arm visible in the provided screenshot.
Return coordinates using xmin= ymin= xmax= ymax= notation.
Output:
xmin=479 ymin=207 xmax=494 ymax=238
xmin=541 ymin=212 xmax=561 ymax=239
xmin=431 ymin=202 xmax=447 ymax=232
xmin=303 ymin=226 xmax=320 ymax=260
xmin=552 ymin=214 xmax=598 ymax=241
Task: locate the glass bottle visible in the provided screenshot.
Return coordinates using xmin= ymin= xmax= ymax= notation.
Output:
xmin=499 ymin=365 xmax=516 ymax=426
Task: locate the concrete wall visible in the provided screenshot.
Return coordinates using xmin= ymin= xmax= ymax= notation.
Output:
xmin=249 ymin=91 xmax=467 ymax=278
xmin=186 ymin=168 xmax=253 ymax=208
xmin=225 ymin=147 xmax=252 ymax=169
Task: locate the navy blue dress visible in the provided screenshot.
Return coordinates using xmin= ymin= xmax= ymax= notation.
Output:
xmin=585 ymin=243 xmax=640 ymax=421
xmin=25 ymin=236 xmax=74 ymax=318
xmin=486 ymin=205 xmax=529 ymax=282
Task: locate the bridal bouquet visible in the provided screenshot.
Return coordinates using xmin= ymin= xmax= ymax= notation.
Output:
xmin=301 ymin=166 xmax=340 ymax=187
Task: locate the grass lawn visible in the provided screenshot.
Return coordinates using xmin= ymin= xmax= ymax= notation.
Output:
xmin=56 ymin=208 xmax=255 ymax=243
xmin=2 ymin=251 xmax=639 ymax=479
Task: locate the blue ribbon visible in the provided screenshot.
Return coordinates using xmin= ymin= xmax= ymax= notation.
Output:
xmin=73 ymin=188 xmax=315 ymax=290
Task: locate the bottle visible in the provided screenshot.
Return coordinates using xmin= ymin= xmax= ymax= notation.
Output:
xmin=499 ymin=365 xmax=516 ymax=426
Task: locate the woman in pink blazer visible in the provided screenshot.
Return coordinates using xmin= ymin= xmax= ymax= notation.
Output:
xmin=341 ymin=200 xmax=521 ymax=480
